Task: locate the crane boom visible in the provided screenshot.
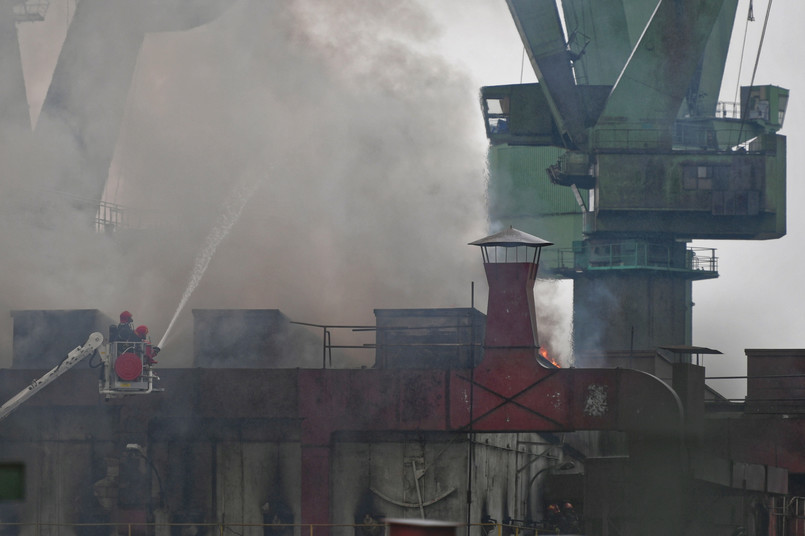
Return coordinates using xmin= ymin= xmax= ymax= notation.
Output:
xmin=0 ymin=332 xmax=104 ymax=423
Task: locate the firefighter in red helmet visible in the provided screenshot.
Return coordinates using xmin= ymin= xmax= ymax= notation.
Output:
xmin=116 ymin=311 xmax=137 ymax=342
xmin=545 ymin=503 xmax=561 ymax=532
xmin=559 ymin=502 xmax=580 ymax=533
xmin=135 ymin=325 xmax=160 ymax=365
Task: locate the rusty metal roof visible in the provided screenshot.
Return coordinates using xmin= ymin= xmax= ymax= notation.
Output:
xmin=469 ymin=226 xmax=553 ymax=247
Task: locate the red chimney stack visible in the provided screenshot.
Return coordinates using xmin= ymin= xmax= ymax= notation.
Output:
xmin=470 ymin=226 xmax=553 ymax=349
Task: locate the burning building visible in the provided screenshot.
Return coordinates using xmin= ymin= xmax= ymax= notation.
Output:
xmin=0 ymin=1 xmax=800 ymax=536
xmin=0 ymin=227 xmax=803 ymax=536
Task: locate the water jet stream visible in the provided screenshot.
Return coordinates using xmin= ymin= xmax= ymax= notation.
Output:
xmin=158 ymin=176 xmax=262 ymax=349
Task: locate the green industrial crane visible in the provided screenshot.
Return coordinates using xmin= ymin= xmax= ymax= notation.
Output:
xmin=481 ymin=0 xmax=788 ymax=358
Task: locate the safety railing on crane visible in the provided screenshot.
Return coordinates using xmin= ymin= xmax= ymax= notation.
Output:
xmin=549 ymin=243 xmax=717 ymax=276
xmin=13 ymin=1 xmax=49 ymax=22
xmin=95 ymin=200 xmax=179 ymax=233
xmin=591 ymin=122 xmax=769 ymax=153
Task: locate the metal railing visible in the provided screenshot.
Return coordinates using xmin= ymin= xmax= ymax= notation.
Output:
xmin=95 ymin=200 xmax=178 ymax=233
xmin=688 ymin=247 xmax=719 ymax=272
xmin=592 ymin=121 xmax=766 ymax=152
xmin=289 ymin=321 xmax=376 ymax=368
xmin=716 ymin=101 xmax=742 ymax=119
xmin=0 ymin=522 xmax=572 ymax=536
xmin=13 ymin=1 xmax=49 ymax=22
xmin=291 ymin=318 xmax=485 ymax=370
xmin=552 ymin=244 xmax=717 ymax=275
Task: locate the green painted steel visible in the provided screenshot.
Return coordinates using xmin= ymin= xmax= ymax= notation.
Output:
xmin=486 ymin=145 xmax=586 ymax=272
xmin=0 ymin=462 xmax=24 ymax=501
xmin=680 ymin=0 xmax=740 ymax=119
xmin=485 ymin=0 xmax=788 ymax=353
xmin=487 ymin=146 xmax=580 ymax=214
xmin=506 ymin=0 xmax=586 ymax=146
xmin=560 ymin=0 xmax=637 ymax=86
xmin=594 ymin=0 xmax=728 ymax=148
xmin=594 ymin=137 xmax=786 ymax=239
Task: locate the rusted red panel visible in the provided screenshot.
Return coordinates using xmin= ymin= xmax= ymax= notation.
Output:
xmin=299 ymin=369 xmax=449 ymax=444
xmin=197 ymin=369 xmax=299 ymax=418
xmin=746 ymin=349 xmax=805 ymax=408
xmin=387 ymin=519 xmax=458 ymax=536
xmin=471 ymin=349 xmax=547 ymax=397
xmin=483 ymin=263 xmax=538 ymax=348
xmin=299 ymin=349 xmax=682 ymax=528
xmin=397 ymin=371 xmax=448 ymax=426
xmin=448 ymin=356 xmax=678 ymax=434
xmin=707 ymin=417 xmax=805 ymax=474
xmin=301 ymin=446 xmax=330 ymax=525
xmin=450 ymin=366 xmax=572 ymax=432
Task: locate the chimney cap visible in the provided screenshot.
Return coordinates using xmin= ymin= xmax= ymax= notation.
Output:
xmin=658 ymin=345 xmax=722 ymax=355
xmin=469 ymin=226 xmax=553 ymax=248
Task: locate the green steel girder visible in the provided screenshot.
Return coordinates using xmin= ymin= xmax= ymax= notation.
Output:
xmin=506 ymin=0 xmax=587 ymax=147
xmin=678 ymin=0 xmax=740 ymax=119
xmin=559 ymin=0 xmax=645 ymax=86
xmin=500 ymin=0 xmax=745 ymax=153
xmin=596 ymin=0 xmax=731 ymax=143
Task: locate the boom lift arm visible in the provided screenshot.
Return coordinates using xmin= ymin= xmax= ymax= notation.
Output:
xmin=0 ymin=332 xmax=161 ymax=423
xmin=0 ymin=332 xmax=103 ymax=423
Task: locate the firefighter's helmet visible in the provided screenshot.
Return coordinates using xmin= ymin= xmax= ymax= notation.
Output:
xmin=120 ymin=311 xmax=133 ymax=323
xmin=135 ymin=325 xmax=149 ymax=339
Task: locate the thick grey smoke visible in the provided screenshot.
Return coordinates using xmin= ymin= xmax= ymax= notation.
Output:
xmin=534 ymin=279 xmax=573 ymax=366
xmin=3 ymin=0 xmax=491 ymax=367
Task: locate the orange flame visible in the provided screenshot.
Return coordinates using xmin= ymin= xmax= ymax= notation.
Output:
xmin=539 ymin=346 xmax=561 ymax=368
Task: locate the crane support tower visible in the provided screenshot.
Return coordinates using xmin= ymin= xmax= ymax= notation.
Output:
xmin=0 ymin=332 xmax=161 ymax=423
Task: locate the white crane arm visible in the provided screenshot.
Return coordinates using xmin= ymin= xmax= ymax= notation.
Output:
xmin=0 ymin=332 xmax=104 ymax=423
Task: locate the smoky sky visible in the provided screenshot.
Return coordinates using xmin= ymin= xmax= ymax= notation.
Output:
xmin=5 ymin=0 xmax=495 ymax=367
xmin=6 ymin=0 xmax=793 ymax=384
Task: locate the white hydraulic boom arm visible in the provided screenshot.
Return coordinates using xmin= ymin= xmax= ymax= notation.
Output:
xmin=0 ymin=332 xmax=104 ymax=423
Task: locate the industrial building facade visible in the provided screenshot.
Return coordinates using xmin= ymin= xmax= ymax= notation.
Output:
xmin=0 ymin=230 xmax=803 ymax=536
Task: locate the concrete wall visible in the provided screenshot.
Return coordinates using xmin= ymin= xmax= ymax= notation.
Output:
xmin=330 ymin=431 xmax=569 ymax=536
xmin=0 ymin=405 xmax=119 ymax=536
xmin=214 ymin=441 xmax=300 ymax=535
xmin=0 ymin=400 xmax=562 ymax=536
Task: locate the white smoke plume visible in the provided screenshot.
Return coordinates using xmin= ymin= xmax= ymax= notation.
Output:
xmin=2 ymin=0 xmax=491 ymax=367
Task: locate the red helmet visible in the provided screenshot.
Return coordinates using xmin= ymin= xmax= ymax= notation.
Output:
xmin=134 ymin=325 xmax=149 ymax=338
xmin=120 ymin=311 xmax=133 ymax=323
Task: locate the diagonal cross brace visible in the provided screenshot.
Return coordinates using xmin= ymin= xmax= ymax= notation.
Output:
xmin=455 ymin=370 xmax=566 ymax=430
